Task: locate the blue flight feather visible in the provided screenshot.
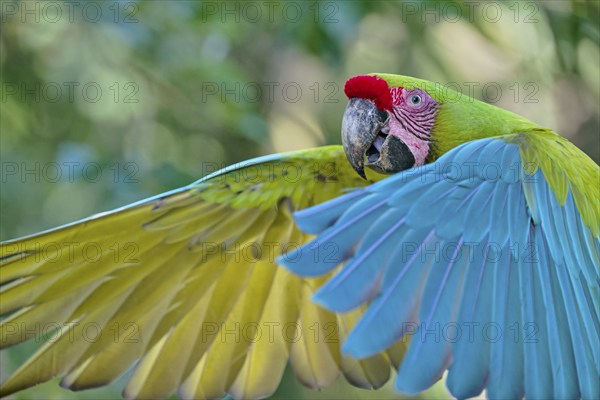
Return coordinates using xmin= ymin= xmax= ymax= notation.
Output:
xmin=293 ymin=188 xmax=365 ymax=234
xmin=395 ymin=238 xmax=469 ymax=394
xmin=342 ymin=229 xmax=435 ymax=358
xmin=555 ymin=260 xmax=600 ymax=398
xmin=280 ymin=194 xmax=387 ymax=276
xmin=312 ymin=213 xmax=407 ymax=312
xmin=535 ymin=227 xmax=579 ymax=398
xmin=487 ymin=247 xmax=524 ymax=399
xmin=519 ymin=226 xmax=552 ymax=399
xmin=446 ymin=240 xmax=494 ymax=398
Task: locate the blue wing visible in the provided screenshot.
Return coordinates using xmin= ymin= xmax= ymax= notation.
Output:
xmin=280 ymin=138 xmax=600 ymax=399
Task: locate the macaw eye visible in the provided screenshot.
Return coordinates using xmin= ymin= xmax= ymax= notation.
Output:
xmin=409 ymin=94 xmax=422 ymax=106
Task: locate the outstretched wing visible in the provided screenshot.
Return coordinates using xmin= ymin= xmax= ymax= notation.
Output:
xmin=285 ymin=135 xmax=600 ymax=399
xmin=0 ymin=145 xmax=404 ymax=399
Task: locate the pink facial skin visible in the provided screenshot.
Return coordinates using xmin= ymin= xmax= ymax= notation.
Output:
xmin=387 ymin=87 xmax=438 ymax=167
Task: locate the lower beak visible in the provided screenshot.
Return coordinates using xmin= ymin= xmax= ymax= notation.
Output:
xmin=341 ymin=98 xmax=415 ymax=178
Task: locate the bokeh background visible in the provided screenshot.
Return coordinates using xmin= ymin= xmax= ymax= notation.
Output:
xmin=1 ymin=0 xmax=598 ymax=399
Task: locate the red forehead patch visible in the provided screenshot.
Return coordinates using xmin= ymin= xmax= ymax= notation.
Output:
xmin=344 ymin=75 xmax=396 ymax=111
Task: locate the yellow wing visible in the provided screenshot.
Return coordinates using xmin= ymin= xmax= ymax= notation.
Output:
xmin=0 ymin=146 xmax=404 ymax=399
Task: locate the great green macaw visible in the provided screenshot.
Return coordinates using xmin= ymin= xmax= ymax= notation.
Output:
xmin=0 ymin=74 xmax=598 ymax=399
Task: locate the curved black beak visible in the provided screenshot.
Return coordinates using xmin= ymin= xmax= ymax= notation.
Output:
xmin=341 ymin=98 xmax=415 ymax=178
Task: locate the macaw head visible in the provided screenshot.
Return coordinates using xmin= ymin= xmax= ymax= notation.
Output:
xmin=342 ymin=74 xmax=440 ymax=177
xmin=341 ymin=73 xmax=539 ymax=178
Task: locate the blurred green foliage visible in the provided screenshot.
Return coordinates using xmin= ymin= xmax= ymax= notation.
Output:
xmin=0 ymin=0 xmax=598 ymax=399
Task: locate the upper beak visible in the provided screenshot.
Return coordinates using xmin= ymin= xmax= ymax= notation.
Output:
xmin=341 ymin=98 xmax=415 ymax=178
